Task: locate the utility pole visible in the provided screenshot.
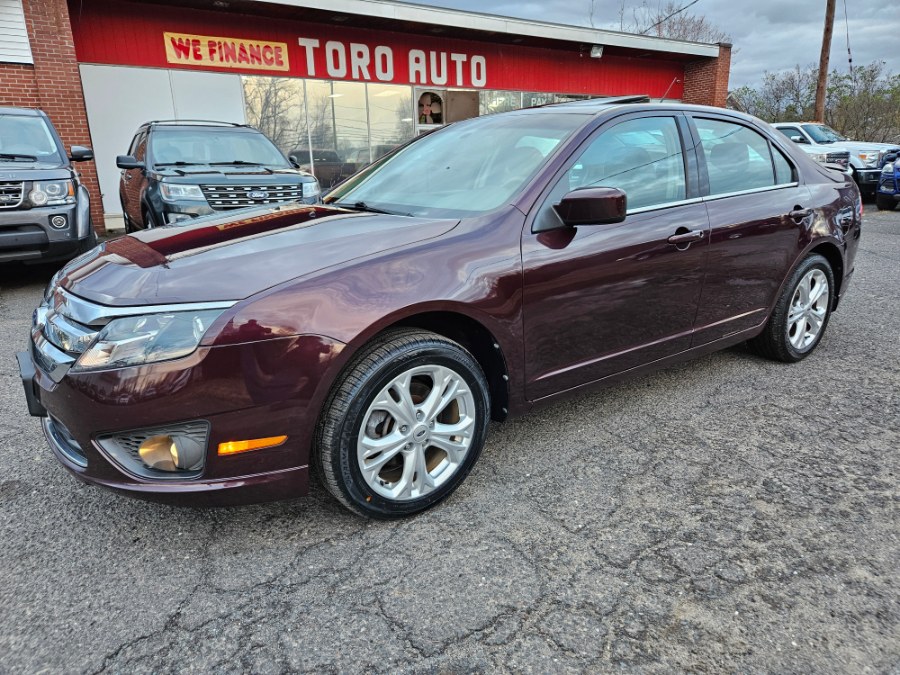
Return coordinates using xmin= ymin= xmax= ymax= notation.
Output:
xmin=815 ymin=0 xmax=836 ymax=122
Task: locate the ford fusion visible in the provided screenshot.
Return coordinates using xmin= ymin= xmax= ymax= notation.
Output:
xmin=17 ymin=98 xmax=861 ymax=518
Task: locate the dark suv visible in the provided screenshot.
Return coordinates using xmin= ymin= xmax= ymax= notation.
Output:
xmin=0 ymin=107 xmax=95 ymax=264
xmin=116 ymin=120 xmax=320 ymax=231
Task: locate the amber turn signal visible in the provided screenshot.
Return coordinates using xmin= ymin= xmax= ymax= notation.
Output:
xmin=218 ymin=435 xmax=288 ymax=456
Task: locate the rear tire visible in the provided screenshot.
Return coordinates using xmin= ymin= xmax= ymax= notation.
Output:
xmin=316 ymin=329 xmax=490 ymax=519
xmin=875 ymin=193 xmax=896 ymax=211
xmin=748 ymin=253 xmax=834 ymax=363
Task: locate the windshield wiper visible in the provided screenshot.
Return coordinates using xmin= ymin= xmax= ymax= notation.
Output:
xmin=0 ymin=152 xmax=38 ymax=161
xmin=332 ymin=201 xmax=409 ymax=216
xmin=154 ymin=161 xmax=206 ymax=167
xmin=209 ymin=160 xmax=263 ymax=166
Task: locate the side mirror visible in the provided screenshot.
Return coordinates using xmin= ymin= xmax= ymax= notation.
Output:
xmin=116 ymin=154 xmax=145 ymax=170
xmin=790 ymin=135 xmax=807 ymax=144
xmin=552 ymin=187 xmax=627 ymax=227
xmin=69 ymin=145 xmax=93 ymax=162
xmin=288 ymin=154 xmax=301 ymax=168
xmin=884 ymin=152 xmax=898 ymax=165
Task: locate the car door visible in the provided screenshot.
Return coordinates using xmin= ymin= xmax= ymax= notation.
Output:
xmin=687 ymin=114 xmax=811 ymax=345
xmin=522 ymin=112 xmax=709 ymax=401
xmin=120 ymin=131 xmax=147 ymax=226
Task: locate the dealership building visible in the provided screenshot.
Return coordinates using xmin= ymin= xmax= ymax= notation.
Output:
xmin=0 ymin=0 xmax=732 ymax=232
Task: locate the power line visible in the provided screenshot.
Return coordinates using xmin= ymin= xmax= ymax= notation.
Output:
xmin=639 ymin=0 xmax=702 ymax=35
xmin=842 ymin=0 xmax=854 ymax=82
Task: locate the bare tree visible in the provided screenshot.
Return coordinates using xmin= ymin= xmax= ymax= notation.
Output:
xmin=242 ymin=77 xmax=306 ymax=155
xmin=613 ymin=1 xmax=730 ymax=43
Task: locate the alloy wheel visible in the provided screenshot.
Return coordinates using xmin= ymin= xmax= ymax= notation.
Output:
xmin=786 ymin=268 xmax=830 ymax=351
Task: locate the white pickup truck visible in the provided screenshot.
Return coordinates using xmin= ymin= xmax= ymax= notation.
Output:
xmin=773 ymin=122 xmax=900 ymax=194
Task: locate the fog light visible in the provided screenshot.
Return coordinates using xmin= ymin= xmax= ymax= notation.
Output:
xmin=50 ymin=215 xmax=67 ymax=229
xmin=138 ymin=433 xmax=205 ymax=471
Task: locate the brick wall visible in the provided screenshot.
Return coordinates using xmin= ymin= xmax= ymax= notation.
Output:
xmin=0 ymin=0 xmax=104 ymax=233
xmin=682 ymin=43 xmax=732 ymax=108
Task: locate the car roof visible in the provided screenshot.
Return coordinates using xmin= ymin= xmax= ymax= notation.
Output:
xmin=513 ymin=98 xmax=764 ymax=126
xmin=0 ymin=106 xmax=45 ymax=117
xmin=141 ymin=120 xmax=251 ymax=132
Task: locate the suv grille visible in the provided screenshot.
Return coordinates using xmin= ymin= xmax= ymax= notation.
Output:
xmin=0 ymin=181 xmax=24 ymax=209
xmin=826 ymin=152 xmax=850 ymax=167
xmin=200 ymin=184 xmax=305 ymax=210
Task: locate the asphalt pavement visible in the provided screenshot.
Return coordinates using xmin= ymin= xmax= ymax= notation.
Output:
xmin=1 ymin=209 xmax=898 ymax=673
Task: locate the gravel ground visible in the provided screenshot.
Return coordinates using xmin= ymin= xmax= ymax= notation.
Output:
xmin=0 ymin=209 xmax=898 ymax=673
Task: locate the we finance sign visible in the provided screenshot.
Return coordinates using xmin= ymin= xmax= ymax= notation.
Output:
xmin=164 ymin=32 xmax=290 ymax=71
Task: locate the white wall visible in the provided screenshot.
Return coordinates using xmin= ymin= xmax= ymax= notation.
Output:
xmin=79 ymin=65 xmax=246 ymax=229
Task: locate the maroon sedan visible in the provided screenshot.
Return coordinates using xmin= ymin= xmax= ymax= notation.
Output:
xmin=17 ymin=98 xmax=861 ymax=518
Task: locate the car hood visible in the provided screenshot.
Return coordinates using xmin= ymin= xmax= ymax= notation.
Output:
xmin=58 ymin=204 xmax=459 ymax=306
xmin=816 ymin=140 xmax=900 ymax=157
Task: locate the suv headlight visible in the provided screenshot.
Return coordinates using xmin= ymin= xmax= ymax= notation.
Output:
xmin=882 ymin=162 xmax=894 ymax=174
xmin=809 ymin=152 xmax=828 ymax=163
xmin=858 ymin=151 xmax=880 ymax=168
xmin=28 ymin=179 xmax=76 ymax=207
xmin=73 ymin=309 xmax=225 ymax=371
xmin=302 ymin=180 xmax=320 ymax=198
xmin=160 ymin=183 xmax=205 ymax=201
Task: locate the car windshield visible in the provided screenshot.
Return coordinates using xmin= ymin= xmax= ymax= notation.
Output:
xmin=0 ymin=114 xmax=63 ymax=165
xmin=326 ymin=112 xmax=585 ymax=218
xmin=149 ymin=128 xmax=290 ymax=167
xmin=803 ymin=124 xmax=847 ymax=144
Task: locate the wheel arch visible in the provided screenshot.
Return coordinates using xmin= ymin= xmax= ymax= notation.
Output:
xmin=388 ymin=311 xmax=511 ymax=421
xmin=807 ymin=240 xmax=844 ymax=310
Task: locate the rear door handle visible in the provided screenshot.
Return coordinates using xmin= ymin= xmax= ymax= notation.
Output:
xmin=667 ymin=229 xmax=705 ymax=245
xmin=790 ymin=207 xmax=813 ymax=221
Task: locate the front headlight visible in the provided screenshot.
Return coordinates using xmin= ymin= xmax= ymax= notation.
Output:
xmin=882 ymin=162 xmax=894 ymax=174
xmin=858 ymin=152 xmax=880 ymax=168
xmin=810 ymin=153 xmax=828 ymax=163
xmin=302 ymin=180 xmax=320 ymax=198
xmin=160 ymin=183 xmax=205 ymax=202
xmin=28 ymin=179 xmax=75 ymax=207
xmin=73 ymin=309 xmax=225 ymax=371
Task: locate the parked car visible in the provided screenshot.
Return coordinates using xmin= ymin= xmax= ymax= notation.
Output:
xmin=291 ymin=148 xmax=359 ymax=189
xmin=875 ymin=151 xmax=900 ymax=210
xmin=18 ymin=98 xmax=861 ymax=518
xmin=117 ymin=120 xmax=320 ymax=231
xmin=773 ymin=122 xmax=900 ymax=193
xmin=0 ymin=107 xmax=95 ymax=263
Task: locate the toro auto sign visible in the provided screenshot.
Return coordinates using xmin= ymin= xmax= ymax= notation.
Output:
xmin=165 ymin=31 xmax=486 ymax=88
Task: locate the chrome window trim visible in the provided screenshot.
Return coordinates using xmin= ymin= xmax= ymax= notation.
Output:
xmin=627 ymin=196 xmax=704 ymax=215
xmin=52 ymin=288 xmax=237 ymax=327
xmin=702 ymin=181 xmax=800 ymax=203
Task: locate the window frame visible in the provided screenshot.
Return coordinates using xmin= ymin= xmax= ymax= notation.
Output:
xmin=526 ymin=110 xmax=701 ymax=233
xmin=687 ymin=113 xmax=799 ymax=202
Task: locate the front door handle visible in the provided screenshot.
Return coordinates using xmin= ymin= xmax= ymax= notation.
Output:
xmin=667 ymin=229 xmax=705 ymax=245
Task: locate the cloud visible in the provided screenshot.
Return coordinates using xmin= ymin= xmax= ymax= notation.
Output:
xmin=407 ymin=0 xmax=900 ymax=88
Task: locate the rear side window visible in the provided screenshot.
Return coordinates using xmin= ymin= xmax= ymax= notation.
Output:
xmin=772 ymin=145 xmax=794 ymax=184
xmin=694 ymin=118 xmax=778 ymax=196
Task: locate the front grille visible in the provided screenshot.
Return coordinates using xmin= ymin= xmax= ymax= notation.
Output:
xmin=0 ymin=181 xmax=24 ymax=209
xmin=826 ymin=152 xmax=850 ymax=167
xmin=200 ymin=184 xmax=304 ymax=210
xmin=880 ymin=179 xmax=897 ymax=193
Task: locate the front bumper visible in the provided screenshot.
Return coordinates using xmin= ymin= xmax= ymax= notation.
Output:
xmin=856 ymin=168 xmax=882 ymax=186
xmin=0 ymin=201 xmax=92 ymax=263
xmin=16 ymin=333 xmax=344 ymax=506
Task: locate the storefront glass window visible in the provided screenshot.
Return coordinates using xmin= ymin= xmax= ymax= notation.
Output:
xmin=479 ymin=91 xmax=523 ymax=116
xmin=242 ymin=76 xmax=308 ymax=165
xmin=368 ymin=84 xmax=415 ymax=161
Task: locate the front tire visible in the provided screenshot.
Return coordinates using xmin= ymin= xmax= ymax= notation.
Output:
xmin=316 ymin=329 xmax=490 ymax=519
xmin=749 ymin=253 xmax=834 ymax=363
xmin=875 ymin=193 xmax=896 ymax=211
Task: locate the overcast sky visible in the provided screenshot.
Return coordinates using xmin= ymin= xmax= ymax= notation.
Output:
xmin=406 ymin=1 xmax=900 ymax=89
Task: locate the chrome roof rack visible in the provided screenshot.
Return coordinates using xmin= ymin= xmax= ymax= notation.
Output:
xmin=542 ymin=95 xmax=652 ymax=108
xmin=144 ymin=119 xmax=247 ymax=127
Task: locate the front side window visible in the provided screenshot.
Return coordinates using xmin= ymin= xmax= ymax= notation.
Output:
xmin=326 ymin=112 xmax=584 ymax=218
xmin=149 ymin=128 xmax=289 ymax=168
xmin=551 ymin=116 xmax=687 ymax=215
xmin=0 ymin=115 xmax=63 ymax=165
xmin=778 ymin=126 xmax=804 ymax=142
xmin=694 ymin=118 xmax=778 ymax=196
